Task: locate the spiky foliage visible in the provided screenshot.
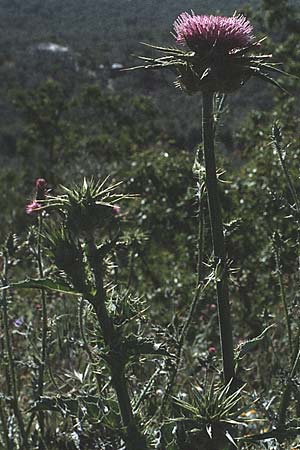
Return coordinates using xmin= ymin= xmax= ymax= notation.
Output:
xmin=128 ymin=12 xmax=291 ymax=94
xmin=171 ymin=379 xmax=254 ymax=449
xmin=43 ymin=177 xmax=135 ymax=235
xmin=43 ymin=225 xmax=88 ymax=293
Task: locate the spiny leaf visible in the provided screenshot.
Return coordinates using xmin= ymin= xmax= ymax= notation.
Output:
xmin=1 ymin=278 xmax=81 ymax=296
xmin=251 ymin=69 xmax=290 ymax=94
xmin=206 ymin=424 xmax=213 ymax=439
xmin=225 ymin=430 xmax=238 ymax=447
xmin=261 ymin=63 xmax=299 ymax=79
xmin=236 ymin=324 xmax=275 ymax=358
xmin=172 ymin=397 xmax=199 ymax=416
xmin=125 ymin=337 xmax=173 ymax=357
xmin=31 ymin=395 xmax=104 ymax=419
xmin=139 ymin=42 xmax=187 ymax=55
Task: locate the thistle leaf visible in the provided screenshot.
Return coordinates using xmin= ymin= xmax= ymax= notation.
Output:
xmin=251 ymin=69 xmax=290 ymax=94
xmin=1 ymin=278 xmax=81 ymax=296
xmin=124 ymin=337 xmax=173 ymax=357
xmin=206 ymin=424 xmax=213 ymax=439
xmin=225 ymin=430 xmax=238 ymax=447
xmin=236 ymin=324 xmax=275 ymax=358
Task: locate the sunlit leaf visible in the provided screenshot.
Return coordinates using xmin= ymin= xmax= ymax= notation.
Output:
xmin=1 ymin=278 xmax=81 ymax=296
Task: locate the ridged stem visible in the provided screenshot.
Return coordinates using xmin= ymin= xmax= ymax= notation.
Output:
xmin=202 ymin=91 xmax=235 ymax=386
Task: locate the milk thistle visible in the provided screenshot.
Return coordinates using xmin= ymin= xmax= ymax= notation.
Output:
xmin=129 ymin=11 xmax=289 ymax=387
xmin=132 ymin=11 xmax=287 ymax=94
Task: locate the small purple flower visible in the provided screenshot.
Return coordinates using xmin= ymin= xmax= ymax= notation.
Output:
xmin=13 ymin=317 xmax=24 ymax=328
xmin=26 ymin=200 xmax=41 ymax=215
xmin=174 ymin=13 xmax=254 ymax=52
xmin=208 ymin=346 xmax=216 ymax=354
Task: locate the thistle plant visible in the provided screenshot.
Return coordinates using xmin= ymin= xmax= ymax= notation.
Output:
xmin=129 ymin=11 xmax=290 ymax=390
xmin=3 ymin=177 xmax=177 ymax=449
xmin=41 ymin=178 xmax=149 ymax=450
xmin=171 ymin=379 xmax=249 ymax=450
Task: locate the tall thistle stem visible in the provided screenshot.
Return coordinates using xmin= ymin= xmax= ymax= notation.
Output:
xmin=202 ymin=91 xmax=235 ymax=385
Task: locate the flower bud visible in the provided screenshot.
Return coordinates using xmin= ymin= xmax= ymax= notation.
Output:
xmin=113 ymin=205 xmax=121 ymax=216
xmin=35 ymin=178 xmax=48 ymax=200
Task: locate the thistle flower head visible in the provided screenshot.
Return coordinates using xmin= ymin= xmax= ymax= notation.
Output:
xmin=174 ymin=13 xmax=254 ymax=53
xmin=42 ymin=177 xmax=135 ymax=235
xmin=128 ymin=11 xmax=290 ymax=95
xmin=26 ymin=200 xmax=41 ymax=215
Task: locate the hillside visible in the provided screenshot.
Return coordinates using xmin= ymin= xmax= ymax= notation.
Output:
xmin=0 ymin=0 xmax=298 ymax=155
xmin=1 ymin=1 xmax=260 ymax=57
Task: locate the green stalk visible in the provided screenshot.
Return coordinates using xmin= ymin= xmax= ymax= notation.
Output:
xmin=78 ymin=298 xmax=103 ymax=393
xmin=202 ymin=91 xmax=235 ymax=386
xmin=159 ymin=158 xmax=206 ymax=417
xmin=272 ymin=123 xmax=300 ymax=291
xmin=272 ymin=123 xmax=300 ymax=212
xmin=272 ymin=124 xmax=300 ymax=424
xmin=1 ymin=253 xmax=29 ymax=449
xmin=278 ymin=342 xmax=300 ymax=427
xmin=273 ymin=242 xmax=293 ymax=358
xmin=36 ymin=214 xmax=47 ymax=448
xmin=86 ymin=237 xmax=148 ymax=450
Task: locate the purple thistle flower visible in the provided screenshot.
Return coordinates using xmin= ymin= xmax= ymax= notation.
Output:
xmin=174 ymin=13 xmax=254 ymax=53
xmin=26 ymin=200 xmax=41 ymax=215
xmin=129 ymin=11 xmax=289 ymax=94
